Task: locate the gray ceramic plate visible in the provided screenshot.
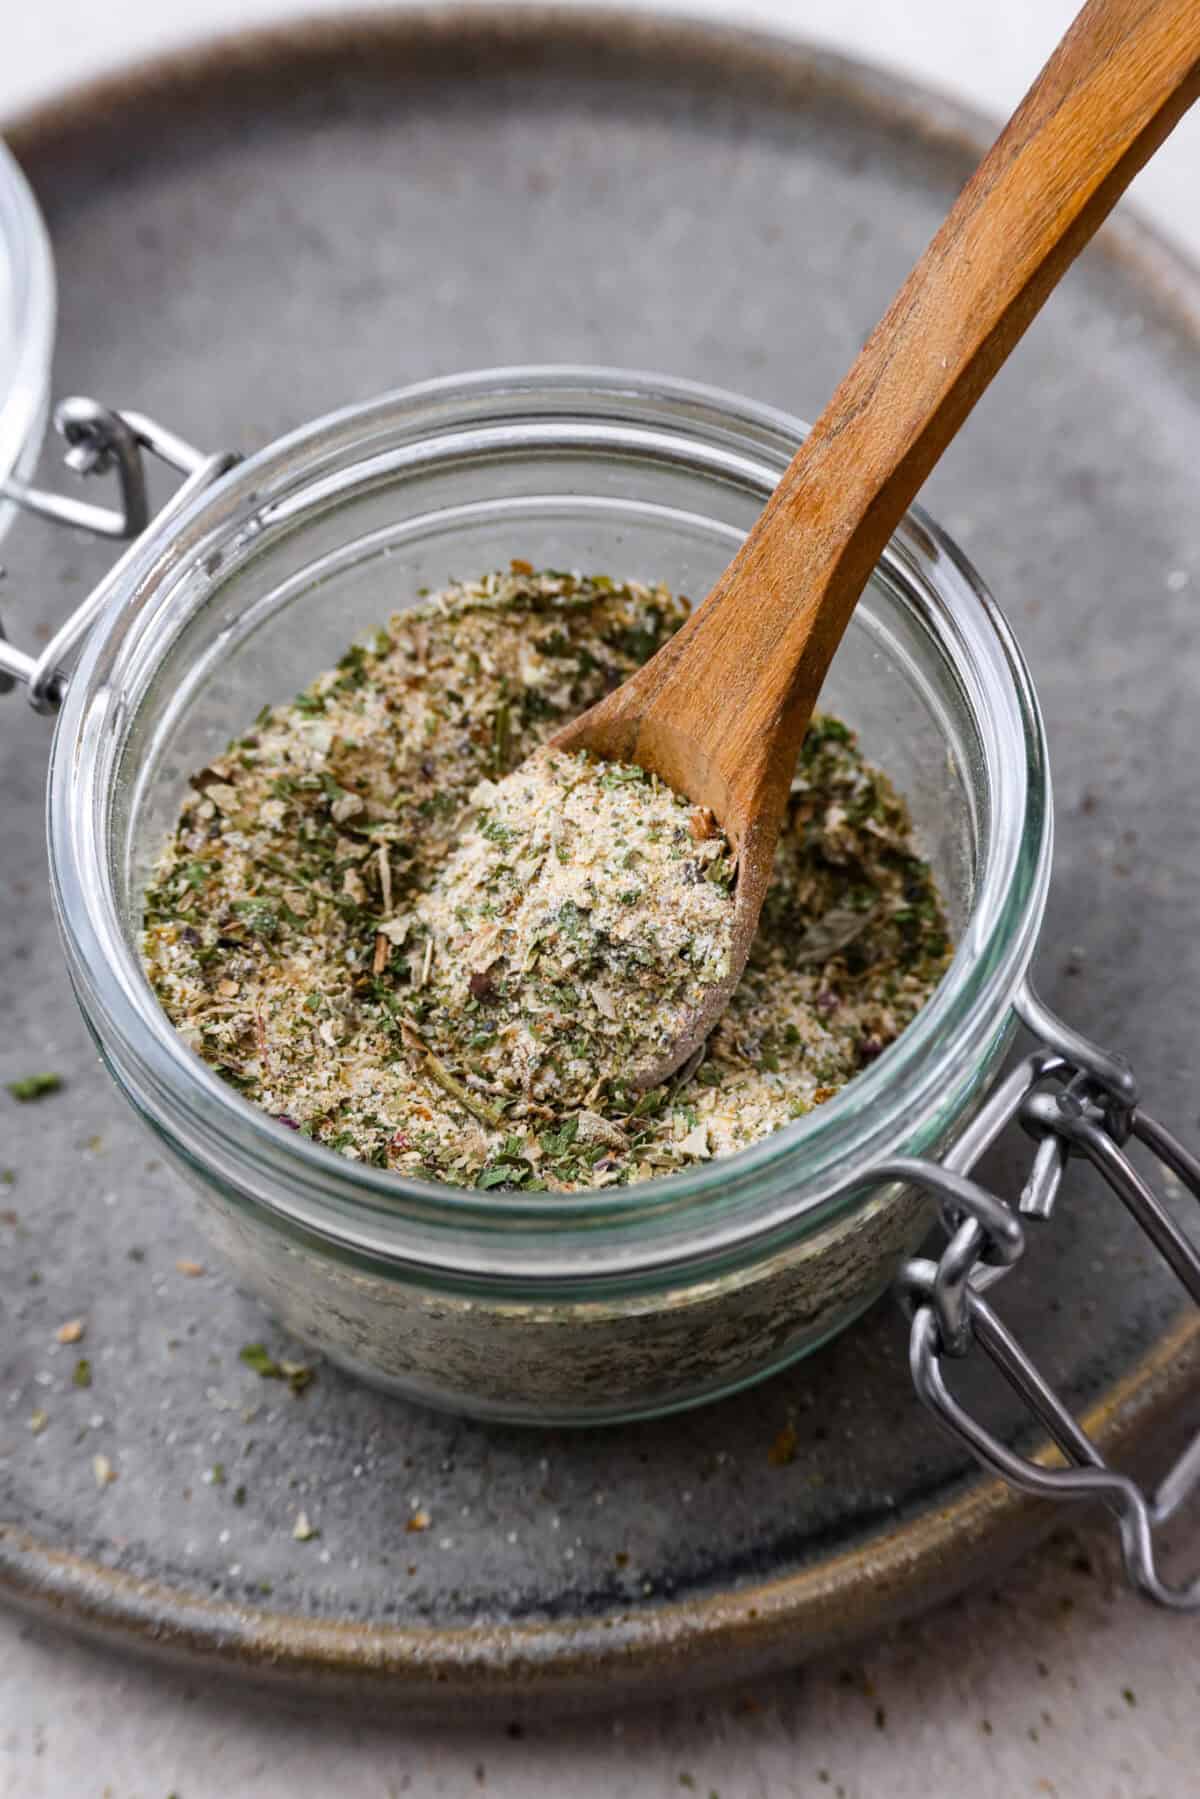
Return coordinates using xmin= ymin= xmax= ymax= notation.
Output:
xmin=2 ymin=6 xmax=1199 ymax=1716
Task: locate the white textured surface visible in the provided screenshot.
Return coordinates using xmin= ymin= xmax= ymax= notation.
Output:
xmin=3 ymin=3 xmax=1200 ymax=1795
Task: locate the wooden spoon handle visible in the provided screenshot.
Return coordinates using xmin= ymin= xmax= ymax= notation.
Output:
xmin=764 ymin=0 xmax=1200 ymax=650
xmin=586 ymin=0 xmax=1200 ymax=840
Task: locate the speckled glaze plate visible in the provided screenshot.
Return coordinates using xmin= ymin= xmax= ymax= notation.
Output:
xmin=3 ymin=7 xmax=1200 ymax=1716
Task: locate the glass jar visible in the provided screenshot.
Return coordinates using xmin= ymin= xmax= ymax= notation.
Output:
xmin=35 ymin=367 xmax=1051 ymax=1422
xmin=0 ymin=141 xmax=55 ymax=548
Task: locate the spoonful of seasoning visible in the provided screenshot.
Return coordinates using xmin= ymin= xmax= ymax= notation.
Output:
xmin=421 ymin=0 xmax=1200 ymax=1093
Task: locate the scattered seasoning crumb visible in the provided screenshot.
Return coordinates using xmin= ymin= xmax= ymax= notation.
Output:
xmin=768 ymin=1423 xmax=798 ymax=1466
xmin=5 ymin=1073 xmax=63 ymax=1103
xmin=142 ymin=571 xmax=951 ymax=1190
xmin=1122 ymin=1686 xmax=1137 ymax=1707
xmin=406 ymin=1508 xmax=432 ymax=1533
xmin=238 ymin=1342 xmax=315 ymax=1395
xmin=175 ymin=1258 xmax=205 ymax=1277
xmin=28 ymin=1410 xmax=48 ymax=1435
xmin=679 ymin=1777 xmax=696 ymax=1791
xmin=92 ymin=1453 xmax=116 ymax=1488
xmin=73 ymin=1358 xmax=92 ymax=1389
xmin=292 ymin=1511 xmax=319 ymax=1542
xmin=233 ymin=1484 xmax=247 ymax=1507
xmin=205 ymin=1462 xmax=227 ymax=1486
xmin=980 ymin=1718 xmax=993 ymax=1735
xmin=874 ymin=1706 xmax=887 ymax=1731
xmin=1 ymin=1169 xmax=16 ymax=1185
xmin=56 ymin=1318 xmax=85 ymax=1345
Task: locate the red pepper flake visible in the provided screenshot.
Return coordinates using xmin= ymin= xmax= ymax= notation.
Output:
xmin=509 ymin=558 xmax=534 ymax=576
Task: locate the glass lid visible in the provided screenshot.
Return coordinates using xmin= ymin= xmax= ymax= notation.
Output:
xmin=0 ymin=139 xmax=56 ymax=542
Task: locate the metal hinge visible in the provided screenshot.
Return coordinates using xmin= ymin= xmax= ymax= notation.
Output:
xmin=0 ymin=396 xmax=238 ymax=711
xmin=894 ymin=979 xmax=1200 ymax=1608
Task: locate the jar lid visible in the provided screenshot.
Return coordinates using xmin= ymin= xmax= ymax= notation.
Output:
xmin=0 ymin=140 xmax=56 ymax=544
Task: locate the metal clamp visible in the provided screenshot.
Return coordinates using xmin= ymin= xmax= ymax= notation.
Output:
xmin=896 ymin=979 xmax=1200 ymax=1609
xmin=0 ymin=397 xmax=238 ymax=711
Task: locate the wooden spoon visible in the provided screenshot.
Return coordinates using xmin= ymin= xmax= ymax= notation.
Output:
xmin=551 ymin=0 xmax=1200 ymax=1085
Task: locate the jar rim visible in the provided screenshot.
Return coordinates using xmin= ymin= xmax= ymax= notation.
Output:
xmin=0 ymin=140 xmax=55 ymax=528
xmin=48 ymin=366 xmax=1052 ymax=1276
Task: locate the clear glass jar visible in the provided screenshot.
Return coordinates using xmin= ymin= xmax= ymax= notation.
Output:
xmin=0 ymin=141 xmax=55 ymax=547
xmin=46 ymin=368 xmax=1050 ymax=1422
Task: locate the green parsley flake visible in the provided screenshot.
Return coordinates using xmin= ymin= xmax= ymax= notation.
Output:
xmin=5 ymin=1073 xmax=62 ymax=1103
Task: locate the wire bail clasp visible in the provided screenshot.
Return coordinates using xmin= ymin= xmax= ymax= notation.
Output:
xmin=0 ymin=396 xmax=237 ymax=710
xmin=895 ymin=980 xmax=1200 ymax=1610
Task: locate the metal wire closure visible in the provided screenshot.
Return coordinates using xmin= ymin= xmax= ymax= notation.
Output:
xmin=894 ymin=979 xmax=1200 ymax=1608
xmin=0 ymin=397 xmax=238 ymax=709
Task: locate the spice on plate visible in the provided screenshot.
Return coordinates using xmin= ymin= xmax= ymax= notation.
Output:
xmin=768 ymin=1422 xmax=799 ymax=1467
xmin=142 ymin=569 xmax=951 ymax=1191
xmin=6 ymin=1073 xmax=62 ymax=1103
xmin=238 ymin=1342 xmax=316 ymax=1396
